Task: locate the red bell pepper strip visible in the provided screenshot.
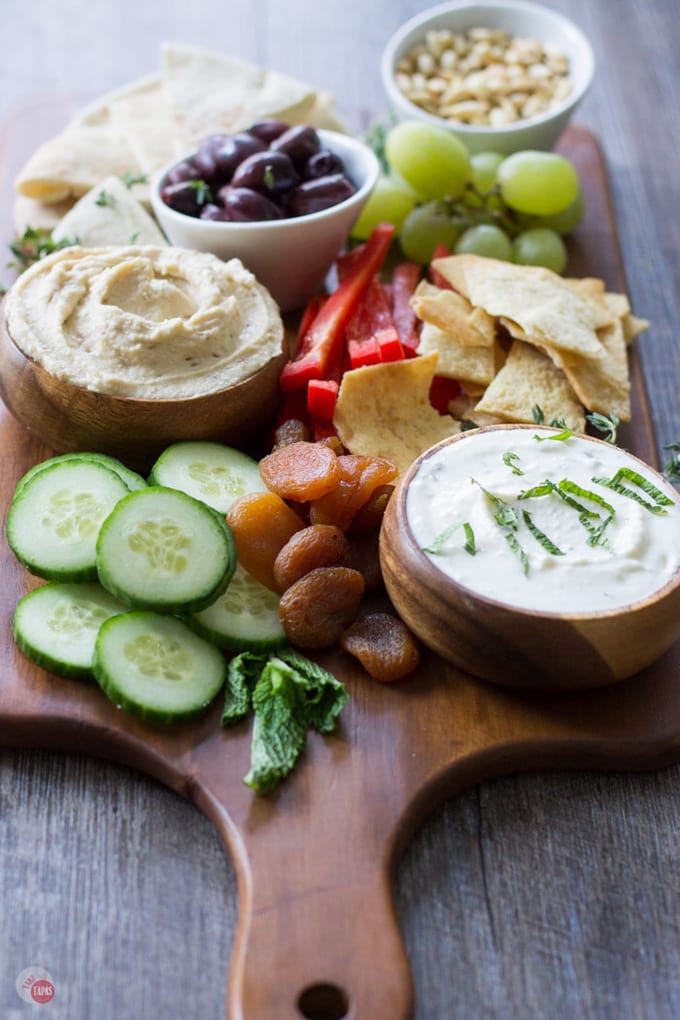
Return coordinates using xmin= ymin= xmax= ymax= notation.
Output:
xmin=391 ymin=260 xmax=421 ymax=356
xmin=377 ymin=328 xmax=405 ymax=362
xmin=429 ymin=243 xmax=454 ymax=290
xmin=307 ymin=379 xmax=339 ymax=421
xmin=429 ymin=375 xmax=461 ymax=415
xmin=279 ymin=222 xmax=395 ymax=392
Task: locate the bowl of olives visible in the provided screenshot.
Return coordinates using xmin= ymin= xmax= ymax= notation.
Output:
xmin=151 ymin=121 xmax=381 ymax=312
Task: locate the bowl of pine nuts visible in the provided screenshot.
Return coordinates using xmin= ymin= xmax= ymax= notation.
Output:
xmin=381 ymin=0 xmax=595 ymax=154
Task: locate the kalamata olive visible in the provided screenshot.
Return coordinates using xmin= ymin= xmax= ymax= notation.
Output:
xmin=304 ymin=149 xmax=345 ymax=180
xmin=200 ymin=202 xmax=231 ymax=221
xmin=214 ymin=132 xmax=267 ymax=181
xmin=161 ymin=179 xmax=212 ymax=216
xmin=248 ymin=119 xmax=290 ymax=144
xmin=287 ymin=174 xmax=356 ymax=216
xmin=272 ymin=124 xmax=321 ymax=171
xmin=165 ymin=159 xmax=202 ymax=186
xmin=218 ymin=185 xmax=285 ymax=221
xmin=231 ymin=150 xmax=299 ymax=196
xmin=193 ymin=133 xmax=230 ymax=181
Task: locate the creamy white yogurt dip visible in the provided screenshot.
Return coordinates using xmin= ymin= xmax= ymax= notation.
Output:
xmin=406 ymin=427 xmax=680 ymax=614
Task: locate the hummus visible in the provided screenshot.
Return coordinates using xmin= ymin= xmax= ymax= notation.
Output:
xmin=5 ymin=245 xmax=284 ymax=398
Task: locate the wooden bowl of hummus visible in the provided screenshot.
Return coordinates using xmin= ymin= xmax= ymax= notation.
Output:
xmin=0 ymin=244 xmax=287 ymax=468
xmin=380 ymin=424 xmax=680 ymax=691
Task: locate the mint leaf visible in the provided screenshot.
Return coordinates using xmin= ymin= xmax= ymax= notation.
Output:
xmin=222 ymin=651 xmax=268 ymax=725
xmin=245 ymin=664 xmax=307 ymax=793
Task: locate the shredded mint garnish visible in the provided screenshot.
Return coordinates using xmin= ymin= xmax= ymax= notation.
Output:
xmin=503 ymin=451 xmax=524 ymax=475
xmin=579 ymin=512 xmax=614 ymax=548
xmin=532 ymin=405 xmax=545 ymax=424
xmin=521 ymin=510 xmax=564 ymax=555
xmin=558 ymin=479 xmax=616 ymax=517
xmin=221 ymin=648 xmax=348 ymax=794
xmin=475 ymin=481 xmax=528 ymax=575
xmin=463 ymin=522 xmax=476 ymax=555
xmin=534 ymin=429 xmax=574 ymax=443
xmin=422 ymin=524 xmax=457 ymax=555
xmin=593 ymin=467 xmax=672 ymax=515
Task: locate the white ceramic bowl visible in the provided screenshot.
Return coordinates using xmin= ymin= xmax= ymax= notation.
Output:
xmin=381 ymin=0 xmax=595 ymax=154
xmin=150 ymin=130 xmax=380 ymax=313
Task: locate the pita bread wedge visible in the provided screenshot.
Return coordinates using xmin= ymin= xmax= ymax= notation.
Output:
xmin=474 ymin=340 xmax=586 ymax=432
xmin=334 ymin=353 xmax=461 ymax=479
xmin=556 ymin=317 xmax=631 ymax=422
xmin=417 ymin=321 xmax=500 ymax=388
xmin=15 ymin=123 xmax=141 ymax=203
xmin=108 ymin=77 xmax=177 ymax=184
xmin=161 ymin=43 xmax=318 ymax=149
xmin=410 ymin=280 xmax=495 ymax=347
xmin=433 ymin=254 xmax=606 ymax=363
xmin=13 ymin=195 xmax=76 ymax=235
xmin=52 ymin=175 xmax=167 ymax=247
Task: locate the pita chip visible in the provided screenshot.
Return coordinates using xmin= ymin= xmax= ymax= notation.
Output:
xmin=334 ymin=353 xmax=461 ymax=479
xmin=417 ymin=321 xmax=500 ymax=388
xmin=52 ymin=175 xmax=167 ymax=247
xmin=410 ymin=279 xmax=495 ymax=347
xmin=474 ymin=340 xmax=586 ymax=432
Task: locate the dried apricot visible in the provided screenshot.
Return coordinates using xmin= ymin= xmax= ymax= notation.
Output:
xmin=226 ymin=491 xmax=305 ymax=591
xmin=349 ymin=484 xmax=395 ymax=533
xmin=309 ymin=455 xmax=396 ymax=530
xmin=259 ymin=441 xmax=340 ymax=502
xmin=340 ymin=612 xmax=420 ymax=682
xmin=346 ymin=530 xmax=384 ymax=592
xmin=273 ymin=524 xmax=351 ymax=592
xmin=279 ymin=566 xmax=365 ymax=649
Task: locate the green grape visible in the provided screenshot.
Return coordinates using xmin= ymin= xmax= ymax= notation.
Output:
xmin=385 ymin=120 xmax=471 ymax=201
xmin=463 ymin=151 xmax=504 ymax=208
xmin=529 ymin=189 xmax=586 ymax=235
xmin=497 ymin=151 xmax=580 ymax=216
xmin=455 ymin=224 xmax=513 ymax=261
xmin=398 ymin=201 xmax=461 ymax=264
xmin=512 ymin=227 xmax=567 ymax=274
xmin=351 ymin=172 xmax=417 ymax=240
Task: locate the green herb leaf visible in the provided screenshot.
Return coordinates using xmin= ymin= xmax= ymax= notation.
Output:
xmin=503 ymin=451 xmax=524 ymax=475
xmin=593 ymin=467 xmax=672 ymax=515
xmin=95 ymin=189 xmax=117 ymax=208
xmin=422 ymin=524 xmax=457 ymax=555
xmin=121 ymin=171 xmax=148 ymax=189
xmin=188 ymin=179 xmax=211 ymax=205
xmin=8 ymin=227 xmax=78 ymax=272
xmin=558 ymin=479 xmax=616 ymax=517
xmin=521 ymin=510 xmax=564 ymax=555
xmin=579 ymin=512 xmax=614 ymax=548
xmin=534 ymin=429 xmax=574 ymax=443
xmin=463 ymin=521 xmax=476 ymax=555
xmin=460 ymin=418 xmax=479 ymax=431
xmin=263 ymin=164 xmax=276 ymax=191
xmin=662 ymin=443 xmax=680 ymax=484
xmin=549 ymin=417 xmax=568 ymax=429
xmin=223 ymin=647 xmax=348 ymax=794
xmin=519 ymin=481 xmax=555 ymax=500
xmin=475 ymin=482 xmax=528 ymax=574
xmin=586 ymin=411 xmax=620 ymax=444
xmin=532 ymin=405 xmax=545 ymax=424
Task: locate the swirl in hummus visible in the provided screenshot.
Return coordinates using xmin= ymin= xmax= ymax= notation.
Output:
xmin=5 ymin=245 xmax=285 ymax=398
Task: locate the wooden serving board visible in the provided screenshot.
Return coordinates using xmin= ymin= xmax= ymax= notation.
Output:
xmin=2 ymin=120 xmax=679 ymax=1020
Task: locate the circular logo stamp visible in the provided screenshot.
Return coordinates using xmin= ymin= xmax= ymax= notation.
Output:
xmin=15 ymin=967 xmax=55 ymax=1005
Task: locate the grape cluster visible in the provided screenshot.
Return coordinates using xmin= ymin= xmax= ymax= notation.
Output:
xmin=160 ymin=121 xmax=356 ymax=222
xmin=354 ymin=120 xmax=584 ymax=273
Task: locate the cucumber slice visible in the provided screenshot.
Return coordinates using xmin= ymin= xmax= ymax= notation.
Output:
xmin=12 ymin=451 xmax=146 ymax=503
xmin=13 ymin=582 xmax=127 ymax=680
xmin=96 ymin=486 xmax=236 ymax=613
xmin=93 ymin=611 xmax=226 ymax=723
xmin=6 ymin=460 xmax=130 ymax=581
xmin=148 ymin=441 xmax=266 ymax=512
xmin=189 ymin=563 xmax=287 ymax=652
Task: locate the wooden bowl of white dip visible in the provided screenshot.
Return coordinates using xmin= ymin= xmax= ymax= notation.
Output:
xmin=380 ymin=424 xmax=680 ymax=691
xmin=0 ymin=245 xmax=287 ymax=469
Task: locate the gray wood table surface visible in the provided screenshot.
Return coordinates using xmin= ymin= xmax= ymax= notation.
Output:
xmin=1 ymin=1 xmax=679 ymax=1018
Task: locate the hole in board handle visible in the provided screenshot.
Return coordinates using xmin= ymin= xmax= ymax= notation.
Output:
xmin=297 ymin=982 xmax=350 ymax=1020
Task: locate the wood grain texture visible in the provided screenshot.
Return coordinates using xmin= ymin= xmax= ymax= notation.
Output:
xmin=1 ymin=2 xmax=680 ymax=1019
